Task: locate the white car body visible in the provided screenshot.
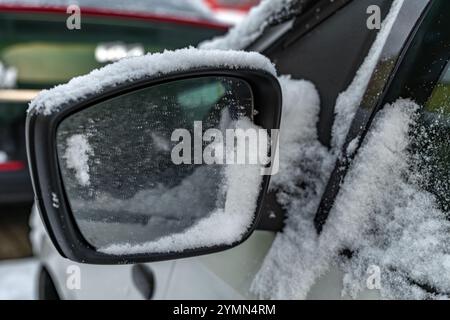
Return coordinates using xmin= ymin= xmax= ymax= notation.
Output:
xmin=30 ymin=206 xmax=380 ymax=299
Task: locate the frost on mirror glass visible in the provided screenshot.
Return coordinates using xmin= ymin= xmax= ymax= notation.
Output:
xmin=56 ymin=76 xmax=268 ymax=254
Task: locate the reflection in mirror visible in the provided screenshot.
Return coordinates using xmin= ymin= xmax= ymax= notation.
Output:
xmin=56 ymin=76 xmax=267 ymax=255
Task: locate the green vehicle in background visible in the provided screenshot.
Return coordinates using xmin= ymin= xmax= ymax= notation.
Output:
xmin=0 ymin=2 xmax=228 ymax=203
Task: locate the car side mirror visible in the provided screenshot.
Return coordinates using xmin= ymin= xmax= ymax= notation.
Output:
xmin=26 ymin=49 xmax=282 ymax=264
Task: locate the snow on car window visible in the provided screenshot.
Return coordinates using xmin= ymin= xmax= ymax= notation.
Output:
xmin=335 ymin=100 xmax=450 ymax=299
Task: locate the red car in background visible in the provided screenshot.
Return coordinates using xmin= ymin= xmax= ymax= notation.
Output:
xmin=0 ymin=2 xmax=228 ymax=204
xmin=204 ymin=0 xmax=260 ymax=24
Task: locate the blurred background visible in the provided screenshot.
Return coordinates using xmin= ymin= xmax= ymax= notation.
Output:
xmin=0 ymin=0 xmax=259 ymax=299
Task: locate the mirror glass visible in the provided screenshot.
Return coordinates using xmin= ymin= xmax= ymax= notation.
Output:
xmin=56 ymin=76 xmax=267 ymax=255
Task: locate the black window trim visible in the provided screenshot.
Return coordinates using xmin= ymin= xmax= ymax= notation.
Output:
xmin=314 ymin=0 xmax=432 ymax=232
xmin=247 ymin=0 xmax=353 ymax=53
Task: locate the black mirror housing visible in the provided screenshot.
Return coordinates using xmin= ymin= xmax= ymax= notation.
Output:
xmin=26 ymin=50 xmax=282 ymax=264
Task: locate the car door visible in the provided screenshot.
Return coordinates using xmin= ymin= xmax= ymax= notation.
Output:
xmin=309 ymin=0 xmax=450 ymax=300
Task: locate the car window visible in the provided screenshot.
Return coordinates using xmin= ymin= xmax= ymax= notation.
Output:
xmin=264 ymin=0 xmax=394 ymax=146
xmin=410 ymin=61 xmax=450 ymax=212
xmin=382 ymin=0 xmax=450 ymax=217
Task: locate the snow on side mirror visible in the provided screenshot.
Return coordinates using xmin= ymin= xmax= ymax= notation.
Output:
xmin=26 ymin=48 xmax=282 ymax=264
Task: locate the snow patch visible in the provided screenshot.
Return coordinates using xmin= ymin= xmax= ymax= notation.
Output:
xmin=63 ymin=134 xmax=93 ymax=186
xmin=346 ymin=137 xmax=360 ymax=157
xmin=28 ymin=48 xmax=276 ymax=115
xmin=337 ymin=100 xmax=450 ymax=299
